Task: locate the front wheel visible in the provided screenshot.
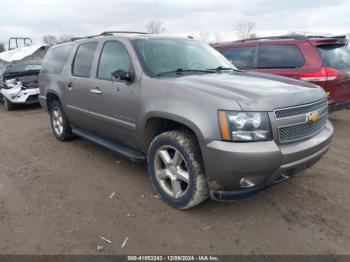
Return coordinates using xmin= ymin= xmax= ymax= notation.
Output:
xmin=3 ymin=97 xmax=15 ymax=111
xmin=49 ymin=100 xmax=74 ymax=141
xmin=147 ymin=130 xmax=209 ymax=209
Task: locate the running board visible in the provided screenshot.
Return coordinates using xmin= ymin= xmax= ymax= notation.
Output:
xmin=72 ymin=128 xmax=146 ymax=161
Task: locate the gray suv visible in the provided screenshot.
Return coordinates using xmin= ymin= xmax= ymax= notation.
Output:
xmin=39 ymin=32 xmax=333 ymax=209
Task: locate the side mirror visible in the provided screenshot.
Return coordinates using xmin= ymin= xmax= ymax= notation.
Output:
xmin=111 ymin=70 xmax=134 ymax=82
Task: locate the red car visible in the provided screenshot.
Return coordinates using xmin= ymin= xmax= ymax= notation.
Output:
xmin=213 ymin=35 xmax=350 ymax=111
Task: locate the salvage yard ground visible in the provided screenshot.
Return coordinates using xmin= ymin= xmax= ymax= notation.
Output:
xmin=0 ymin=105 xmax=349 ymax=254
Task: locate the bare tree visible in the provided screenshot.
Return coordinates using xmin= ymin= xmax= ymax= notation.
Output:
xmin=57 ymin=34 xmax=74 ymax=44
xmin=146 ymin=21 xmax=166 ymax=34
xmin=197 ymin=31 xmax=210 ymax=43
xmin=248 ymin=33 xmax=257 ymax=39
xmin=42 ymin=35 xmax=57 ymax=47
xmin=215 ymin=32 xmax=223 ymax=43
xmin=236 ymin=21 xmax=256 ymax=40
xmin=0 ymin=42 xmax=5 ymax=53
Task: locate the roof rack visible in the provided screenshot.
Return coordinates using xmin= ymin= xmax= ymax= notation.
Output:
xmin=101 ymin=31 xmax=149 ymax=35
xmin=235 ymin=34 xmax=347 ymax=43
xmin=237 ymin=34 xmax=307 ymax=42
xmin=306 ymin=35 xmax=347 ymax=39
xmin=70 ymin=31 xmax=149 ymax=42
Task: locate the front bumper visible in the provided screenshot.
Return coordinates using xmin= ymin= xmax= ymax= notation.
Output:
xmin=201 ymin=120 xmax=333 ymax=200
xmin=1 ymin=88 xmax=40 ymax=105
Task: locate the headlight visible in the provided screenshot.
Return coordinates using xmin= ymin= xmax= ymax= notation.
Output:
xmin=219 ymin=111 xmax=272 ymax=141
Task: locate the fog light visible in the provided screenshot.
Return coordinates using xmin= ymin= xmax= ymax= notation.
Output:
xmin=240 ymin=177 xmax=256 ymax=188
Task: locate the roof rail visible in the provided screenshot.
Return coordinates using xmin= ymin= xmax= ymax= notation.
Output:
xmin=235 ymin=34 xmax=348 ymax=43
xmin=237 ymin=34 xmax=307 ymax=42
xmin=101 ymin=31 xmax=149 ymax=35
xmin=307 ymin=35 xmax=347 ymax=39
xmin=69 ymin=31 xmax=149 ymax=42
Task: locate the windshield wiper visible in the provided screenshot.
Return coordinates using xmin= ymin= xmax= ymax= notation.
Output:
xmin=207 ymin=66 xmax=241 ymax=72
xmin=157 ymin=68 xmax=216 ymax=76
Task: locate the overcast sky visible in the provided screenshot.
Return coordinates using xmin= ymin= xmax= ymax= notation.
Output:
xmin=1 ymin=0 xmax=349 ymax=45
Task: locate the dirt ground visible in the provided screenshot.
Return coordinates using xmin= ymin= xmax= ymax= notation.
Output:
xmin=0 ymin=104 xmax=349 ymax=255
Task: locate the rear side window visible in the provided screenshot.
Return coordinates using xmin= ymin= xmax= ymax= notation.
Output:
xmin=41 ymin=45 xmax=72 ymax=74
xmin=220 ymin=46 xmax=256 ymax=69
xmin=72 ymin=42 xmax=97 ymax=77
xmin=97 ymin=41 xmax=132 ymax=80
xmin=317 ymin=45 xmax=350 ymax=70
xmin=259 ymin=44 xmax=305 ymax=68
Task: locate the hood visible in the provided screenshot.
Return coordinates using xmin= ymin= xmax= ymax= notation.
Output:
xmin=162 ymin=71 xmax=326 ymax=111
xmin=0 ymin=45 xmax=46 ymax=63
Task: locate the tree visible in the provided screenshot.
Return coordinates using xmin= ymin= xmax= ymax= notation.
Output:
xmin=215 ymin=33 xmax=223 ymax=43
xmin=248 ymin=33 xmax=257 ymax=39
xmin=236 ymin=21 xmax=256 ymax=40
xmin=146 ymin=21 xmax=166 ymax=34
xmin=57 ymin=34 xmax=74 ymax=44
xmin=0 ymin=42 xmax=5 ymax=53
xmin=196 ymin=31 xmax=210 ymax=43
xmin=42 ymin=35 xmax=57 ymax=47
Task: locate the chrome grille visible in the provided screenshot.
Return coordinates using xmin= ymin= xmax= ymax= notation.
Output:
xmin=279 ymin=114 xmax=327 ymax=143
xmin=274 ymin=99 xmax=328 ymax=119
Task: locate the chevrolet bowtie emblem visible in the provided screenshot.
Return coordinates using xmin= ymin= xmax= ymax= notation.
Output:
xmin=307 ymin=111 xmax=319 ymax=123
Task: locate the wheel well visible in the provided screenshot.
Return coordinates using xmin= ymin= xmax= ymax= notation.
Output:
xmin=144 ymin=117 xmax=199 ymax=150
xmin=47 ymin=93 xmax=60 ymax=109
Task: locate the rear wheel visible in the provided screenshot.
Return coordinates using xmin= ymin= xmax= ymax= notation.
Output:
xmin=49 ymin=100 xmax=74 ymax=141
xmin=147 ymin=130 xmax=209 ymax=209
xmin=3 ymin=97 xmax=15 ymax=111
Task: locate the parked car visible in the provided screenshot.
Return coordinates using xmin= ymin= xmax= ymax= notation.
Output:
xmin=213 ymin=35 xmax=350 ymax=112
xmin=39 ymin=32 xmax=333 ymax=209
xmin=0 ymin=60 xmax=42 ymax=111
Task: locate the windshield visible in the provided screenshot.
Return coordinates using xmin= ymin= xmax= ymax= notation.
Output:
xmin=5 ymin=63 xmax=42 ymax=74
xmin=132 ymin=39 xmax=235 ymax=77
xmin=317 ymin=44 xmax=350 ymax=70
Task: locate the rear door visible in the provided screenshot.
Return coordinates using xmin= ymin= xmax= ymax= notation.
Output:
xmin=257 ymin=44 xmax=306 ymax=78
xmin=65 ymin=42 xmax=98 ymax=131
xmin=316 ymin=44 xmax=350 ymax=103
xmin=89 ymin=40 xmax=140 ymax=148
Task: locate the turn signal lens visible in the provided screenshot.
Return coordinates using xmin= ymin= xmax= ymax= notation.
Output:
xmin=219 ymin=111 xmax=230 ymax=140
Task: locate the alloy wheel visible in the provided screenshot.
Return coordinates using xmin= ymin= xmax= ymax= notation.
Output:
xmin=52 ymin=107 xmax=64 ymax=136
xmin=153 ymin=145 xmax=190 ymax=198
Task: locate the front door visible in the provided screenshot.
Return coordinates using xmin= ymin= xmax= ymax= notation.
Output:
xmin=90 ymin=40 xmax=140 ymax=148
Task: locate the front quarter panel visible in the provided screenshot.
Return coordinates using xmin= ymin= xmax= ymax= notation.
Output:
xmin=136 ymin=75 xmax=242 ymax=151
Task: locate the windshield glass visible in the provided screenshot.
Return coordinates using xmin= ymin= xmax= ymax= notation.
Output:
xmin=317 ymin=44 xmax=350 ymax=70
xmin=133 ymin=38 xmax=235 ymax=77
xmin=5 ymin=63 xmax=41 ymax=74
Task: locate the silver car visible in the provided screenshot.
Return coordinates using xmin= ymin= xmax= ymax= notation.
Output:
xmin=39 ymin=32 xmax=333 ymax=209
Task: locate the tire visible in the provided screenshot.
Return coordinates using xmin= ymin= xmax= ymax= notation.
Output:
xmin=147 ymin=130 xmax=209 ymax=209
xmin=3 ymin=97 xmax=15 ymax=111
xmin=49 ymin=100 xmax=74 ymax=141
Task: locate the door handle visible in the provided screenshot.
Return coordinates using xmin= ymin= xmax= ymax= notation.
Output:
xmin=90 ymin=88 xmax=102 ymax=94
xmin=67 ymin=82 xmax=72 ymax=91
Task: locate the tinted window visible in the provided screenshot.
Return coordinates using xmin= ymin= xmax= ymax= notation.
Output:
xmin=220 ymin=46 xmax=256 ymax=69
xmin=72 ymin=42 xmax=97 ymax=77
xmin=41 ymin=45 xmax=72 ymax=74
xmin=97 ymin=41 xmax=132 ymax=80
xmin=133 ymin=39 xmax=234 ymax=77
xmin=259 ymin=45 xmax=305 ymax=68
xmin=317 ymin=45 xmax=350 ymax=70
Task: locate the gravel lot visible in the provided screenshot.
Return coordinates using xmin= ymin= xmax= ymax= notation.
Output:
xmin=0 ymin=104 xmax=349 ymax=255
